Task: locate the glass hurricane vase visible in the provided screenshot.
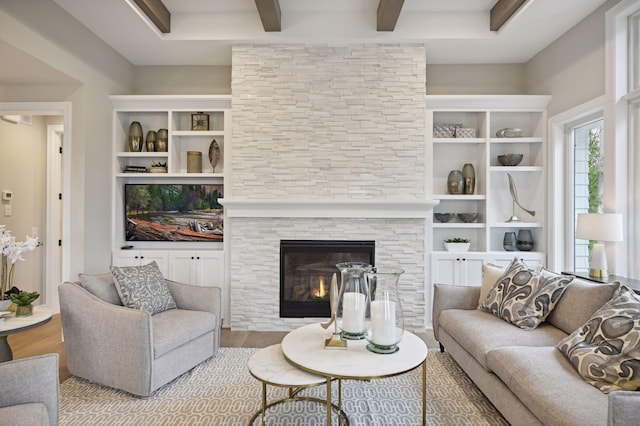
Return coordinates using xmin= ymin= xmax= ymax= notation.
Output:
xmin=365 ymin=267 xmax=405 ymax=354
xmin=336 ymin=262 xmax=372 ymax=340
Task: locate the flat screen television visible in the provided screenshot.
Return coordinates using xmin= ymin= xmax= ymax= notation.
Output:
xmin=124 ymin=184 xmax=223 ymax=242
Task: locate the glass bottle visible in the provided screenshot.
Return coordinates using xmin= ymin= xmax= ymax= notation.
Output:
xmin=336 ymin=262 xmax=372 ymax=340
xmin=365 ymin=267 xmax=405 ymax=354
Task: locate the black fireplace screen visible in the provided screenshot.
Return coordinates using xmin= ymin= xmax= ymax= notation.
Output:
xmin=280 ymin=240 xmax=375 ymax=318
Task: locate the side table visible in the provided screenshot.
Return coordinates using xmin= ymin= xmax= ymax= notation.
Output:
xmin=0 ymin=305 xmax=53 ymax=362
xmin=248 ymin=343 xmax=347 ymax=425
xmin=562 ymin=271 xmax=640 ymax=294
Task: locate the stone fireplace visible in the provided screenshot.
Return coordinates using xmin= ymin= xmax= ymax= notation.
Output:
xmin=226 ymin=44 xmax=432 ymax=331
xmin=279 ymin=240 xmax=375 ymax=318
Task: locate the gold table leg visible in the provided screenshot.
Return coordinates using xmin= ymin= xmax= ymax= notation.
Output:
xmin=261 ymin=382 xmax=267 ymax=425
xmin=422 ymin=360 xmax=427 ymax=425
xmin=326 ymin=378 xmax=332 ymax=425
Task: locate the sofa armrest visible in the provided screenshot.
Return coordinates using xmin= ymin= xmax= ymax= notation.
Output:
xmin=432 ymin=284 xmax=480 ymax=342
xmin=165 ymin=280 xmax=221 ymax=316
xmin=0 ymin=353 xmax=59 ymax=426
xmin=608 ymin=391 xmax=640 ymax=425
xmin=58 ymin=282 xmax=153 ymax=395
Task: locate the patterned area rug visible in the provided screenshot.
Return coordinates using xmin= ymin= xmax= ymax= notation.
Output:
xmin=60 ymin=348 xmax=508 ymax=425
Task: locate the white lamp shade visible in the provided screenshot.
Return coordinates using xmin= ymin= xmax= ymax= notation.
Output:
xmin=575 ymin=213 xmax=623 ymax=242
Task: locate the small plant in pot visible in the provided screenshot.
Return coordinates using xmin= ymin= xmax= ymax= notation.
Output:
xmin=443 ymin=238 xmax=471 ymax=252
xmin=10 ymin=290 xmax=40 ymax=316
xmin=150 ymin=161 xmax=168 ymax=173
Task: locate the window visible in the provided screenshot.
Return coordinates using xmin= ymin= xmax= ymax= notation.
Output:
xmin=571 ymin=118 xmax=604 ymax=271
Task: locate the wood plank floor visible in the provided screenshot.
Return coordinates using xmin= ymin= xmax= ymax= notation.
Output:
xmin=8 ymin=314 xmax=434 ymax=384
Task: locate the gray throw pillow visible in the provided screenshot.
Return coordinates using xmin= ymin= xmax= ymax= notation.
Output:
xmin=481 ymin=257 xmax=573 ymax=330
xmin=78 ymin=273 xmax=123 ymax=305
xmin=557 ymin=286 xmax=640 ymax=393
xmin=110 ymin=261 xmax=177 ymax=314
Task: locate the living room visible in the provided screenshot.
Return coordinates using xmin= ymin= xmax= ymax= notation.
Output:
xmin=1 ymin=0 xmax=639 ymax=424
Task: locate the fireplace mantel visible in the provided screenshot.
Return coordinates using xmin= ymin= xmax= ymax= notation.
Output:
xmin=219 ymin=199 xmax=439 ymax=219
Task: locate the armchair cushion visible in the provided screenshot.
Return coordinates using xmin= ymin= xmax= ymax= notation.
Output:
xmin=78 ymin=272 xmax=122 ymax=305
xmin=152 ymin=309 xmax=218 ymax=357
xmin=110 ymin=261 xmax=177 ymax=314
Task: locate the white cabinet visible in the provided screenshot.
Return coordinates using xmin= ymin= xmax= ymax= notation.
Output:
xmin=167 ymin=251 xmax=224 ymax=287
xmin=112 ymin=250 xmax=169 ymax=276
xmin=427 ymin=95 xmax=550 ymax=257
xmin=431 ymin=253 xmax=486 ymax=287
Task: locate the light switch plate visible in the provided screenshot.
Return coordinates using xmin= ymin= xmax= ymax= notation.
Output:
xmin=4 ymin=205 xmax=11 ymax=217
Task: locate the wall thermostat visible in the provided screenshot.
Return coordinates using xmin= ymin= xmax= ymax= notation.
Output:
xmin=2 ymin=191 xmax=12 ymax=201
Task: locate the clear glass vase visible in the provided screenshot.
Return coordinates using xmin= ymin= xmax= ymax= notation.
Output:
xmin=336 ymin=262 xmax=372 ymax=340
xmin=365 ymin=267 xmax=405 ymax=354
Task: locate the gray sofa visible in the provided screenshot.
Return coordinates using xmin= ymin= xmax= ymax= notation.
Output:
xmin=59 ymin=276 xmax=221 ymax=397
xmin=433 ymin=277 xmax=640 ymax=426
xmin=0 ymin=353 xmax=59 ymax=426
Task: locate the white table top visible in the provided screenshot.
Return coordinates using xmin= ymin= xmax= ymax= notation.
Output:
xmin=281 ymin=323 xmax=428 ymax=379
xmin=248 ymin=344 xmax=326 ymax=387
xmin=0 ymin=306 xmax=53 ymax=335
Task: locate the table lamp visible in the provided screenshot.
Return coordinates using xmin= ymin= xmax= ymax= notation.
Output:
xmin=575 ymin=213 xmax=623 ymax=278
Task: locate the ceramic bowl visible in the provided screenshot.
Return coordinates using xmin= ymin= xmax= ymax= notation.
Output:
xmin=0 ymin=299 xmax=12 ymax=311
xmin=457 ymin=213 xmax=479 ymax=223
xmin=497 ymin=154 xmax=524 ymax=166
xmin=434 ymin=212 xmax=455 ymax=223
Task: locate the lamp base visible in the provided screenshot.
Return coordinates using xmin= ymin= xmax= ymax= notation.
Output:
xmin=589 ymin=268 xmax=609 ymax=279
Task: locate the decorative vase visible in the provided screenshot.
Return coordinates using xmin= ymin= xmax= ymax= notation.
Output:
xmin=128 ymin=121 xmax=143 ymax=152
xmin=516 ymin=229 xmax=534 ymax=251
xmin=145 ymin=130 xmax=156 ymax=152
xmin=447 ymin=170 xmax=464 ymax=195
xmin=503 ymin=232 xmax=517 ymax=251
xmin=336 ymin=262 xmax=372 ymax=340
xmin=462 ymin=163 xmax=476 ymax=195
xmin=156 ymin=129 xmax=168 ymax=152
xmin=15 ymin=304 xmax=33 ymax=317
xmin=187 ymin=151 xmax=202 ymax=173
xmin=365 ymin=267 xmax=405 ymax=354
xmin=208 ymin=139 xmax=221 ymax=172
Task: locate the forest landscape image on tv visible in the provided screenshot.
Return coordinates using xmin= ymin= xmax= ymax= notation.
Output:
xmin=125 ymin=184 xmax=223 ymax=242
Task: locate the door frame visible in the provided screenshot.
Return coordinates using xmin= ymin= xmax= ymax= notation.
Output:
xmin=0 ymin=102 xmax=72 ymax=313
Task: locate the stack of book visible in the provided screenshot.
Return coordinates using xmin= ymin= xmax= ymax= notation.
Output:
xmin=123 ymin=165 xmax=148 ymax=173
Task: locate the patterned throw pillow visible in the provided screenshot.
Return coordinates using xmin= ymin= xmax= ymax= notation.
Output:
xmin=110 ymin=261 xmax=177 ymax=315
xmin=477 ymin=263 xmax=505 ymax=309
xmin=481 ymin=257 xmax=573 ymax=330
xmin=557 ymin=286 xmax=640 ymax=393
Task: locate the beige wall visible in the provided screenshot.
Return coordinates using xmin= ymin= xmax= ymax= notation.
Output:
xmin=427 ymin=64 xmax=525 ymax=95
xmin=133 ymin=66 xmax=231 ymax=95
xmin=524 ymin=0 xmax=621 ymax=116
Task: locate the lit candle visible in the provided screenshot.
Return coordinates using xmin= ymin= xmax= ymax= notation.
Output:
xmin=370 ymin=299 xmax=396 ymax=346
xmin=341 ymin=292 xmax=366 ymax=333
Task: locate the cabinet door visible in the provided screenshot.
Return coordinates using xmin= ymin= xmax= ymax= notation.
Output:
xmin=459 ymin=256 xmax=484 ymax=286
xmin=112 ymin=251 xmax=169 ymax=275
xmin=432 ymin=256 xmax=459 ymax=286
xmin=490 ymin=253 xmax=545 ymax=269
xmin=195 ymin=251 xmax=224 ymax=287
xmin=167 ymin=251 xmax=198 ymax=284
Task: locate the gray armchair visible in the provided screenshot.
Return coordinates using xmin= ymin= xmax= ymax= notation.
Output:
xmin=58 ymin=275 xmax=221 ymax=397
xmin=0 ymin=353 xmax=59 ymax=426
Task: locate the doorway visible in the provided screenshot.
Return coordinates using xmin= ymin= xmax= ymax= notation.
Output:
xmin=0 ymin=102 xmax=72 ymax=313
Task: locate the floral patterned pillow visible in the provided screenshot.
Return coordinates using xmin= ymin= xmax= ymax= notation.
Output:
xmin=557 ymin=286 xmax=640 ymax=393
xmin=110 ymin=261 xmax=177 ymax=315
xmin=481 ymin=257 xmax=573 ymax=330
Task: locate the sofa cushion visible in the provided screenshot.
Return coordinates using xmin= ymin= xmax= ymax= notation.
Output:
xmin=110 ymin=261 xmax=177 ymax=315
xmin=487 ymin=346 xmax=608 ymax=426
xmin=546 ymin=278 xmax=620 ymax=334
xmin=78 ymin=272 xmax=123 ymax=305
xmin=478 ymin=262 xmax=505 ymax=309
xmin=557 ymin=286 xmax=640 ymax=393
xmin=481 ymin=257 xmax=573 ymax=330
xmin=439 ymin=308 xmax=567 ymax=370
xmin=152 ymin=309 xmax=217 ymax=358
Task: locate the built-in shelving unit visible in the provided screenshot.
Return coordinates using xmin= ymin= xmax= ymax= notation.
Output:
xmin=427 ymin=95 xmax=551 ymax=289
xmin=109 ymin=95 xmax=231 ymax=324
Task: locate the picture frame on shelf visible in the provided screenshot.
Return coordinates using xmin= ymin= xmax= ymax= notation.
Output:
xmin=191 ymin=112 xmax=209 ymax=131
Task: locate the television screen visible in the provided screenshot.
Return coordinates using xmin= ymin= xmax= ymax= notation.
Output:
xmin=124 ymin=184 xmax=223 ymax=242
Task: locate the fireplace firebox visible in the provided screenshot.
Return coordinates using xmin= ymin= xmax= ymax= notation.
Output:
xmin=280 ymin=240 xmax=375 ymax=318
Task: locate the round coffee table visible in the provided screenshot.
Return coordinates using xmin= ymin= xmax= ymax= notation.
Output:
xmin=281 ymin=323 xmax=428 ymax=425
xmin=248 ymin=344 xmax=347 ymax=425
xmin=0 ymin=305 xmax=53 ymax=362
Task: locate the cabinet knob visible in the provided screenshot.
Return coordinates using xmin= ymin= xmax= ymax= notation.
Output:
xmin=196 ymin=256 xmax=200 ymax=260
xmin=456 ymin=258 xmax=460 ymax=261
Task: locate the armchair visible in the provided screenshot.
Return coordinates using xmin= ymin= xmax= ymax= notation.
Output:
xmin=58 ymin=275 xmax=221 ymax=397
xmin=0 ymin=353 xmax=59 ymax=426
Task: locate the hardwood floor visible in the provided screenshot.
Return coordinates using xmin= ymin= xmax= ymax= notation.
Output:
xmin=8 ymin=314 xmax=435 ymax=384
xmin=7 ymin=314 xmax=288 ymax=383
